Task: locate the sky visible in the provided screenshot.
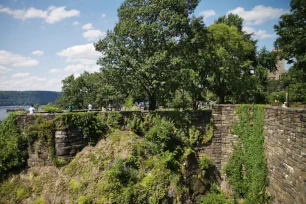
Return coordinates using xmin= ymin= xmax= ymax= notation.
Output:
xmin=0 ymin=0 xmax=291 ymax=91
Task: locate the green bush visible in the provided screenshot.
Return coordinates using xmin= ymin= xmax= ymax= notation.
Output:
xmin=201 ymin=183 xmax=231 ymax=204
xmin=199 ymin=156 xmax=212 ymax=176
xmin=33 ymin=197 xmax=46 ymax=204
xmin=41 ymin=102 xmax=62 ymax=113
xmin=145 ymin=117 xmax=182 ymax=152
xmin=268 ymin=91 xmax=286 ymax=105
xmin=78 ymin=195 xmax=91 ymax=204
xmin=0 ymin=114 xmax=27 ymax=179
xmin=128 ymin=114 xmax=143 ymax=134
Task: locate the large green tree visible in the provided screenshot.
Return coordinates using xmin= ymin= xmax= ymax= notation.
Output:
xmin=95 ymin=0 xmax=204 ymax=110
xmin=207 ymin=23 xmax=255 ymax=103
xmin=57 ymin=72 xmax=125 ymax=109
xmin=274 ymin=0 xmax=306 ymax=71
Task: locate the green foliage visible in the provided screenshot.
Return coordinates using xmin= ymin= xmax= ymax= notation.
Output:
xmin=281 ymin=66 xmax=306 ymax=103
xmin=41 ymin=102 xmax=62 ymax=113
xmin=69 ymin=178 xmax=84 ymax=191
xmin=145 ymin=117 xmax=182 ymax=152
xmin=124 ymin=96 xmax=134 ymax=108
xmin=95 ymin=0 xmax=206 ymax=110
xmin=128 ymin=114 xmax=143 ymax=135
xmin=0 ymin=113 xmax=27 ymax=179
xmin=33 ymin=197 xmax=46 ymax=204
xmin=60 ymin=112 xmax=107 ymax=144
xmin=226 ymin=104 xmax=269 ymax=203
xmin=199 ymin=156 xmax=212 ymax=176
xmin=188 ymin=126 xmax=201 ymax=146
xmin=201 ymin=183 xmax=231 ymax=204
xmin=203 ymin=120 xmax=213 ymax=144
xmin=78 ymin=195 xmax=91 ymax=204
xmin=105 ymin=112 xmax=122 ymax=129
xmin=267 ymin=91 xmax=286 ymax=105
xmin=274 ymin=0 xmax=306 ymax=71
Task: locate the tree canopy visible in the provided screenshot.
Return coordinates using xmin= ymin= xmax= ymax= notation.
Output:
xmin=95 ymin=0 xmax=205 ymax=110
xmin=274 ymin=0 xmax=306 ymax=71
xmin=57 ymin=1 xmax=286 ymax=109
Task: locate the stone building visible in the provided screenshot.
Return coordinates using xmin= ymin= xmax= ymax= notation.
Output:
xmin=268 ymin=50 xmax=286 ymax=80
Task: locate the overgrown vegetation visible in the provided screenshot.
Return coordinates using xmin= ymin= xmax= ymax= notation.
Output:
xmin=41 ymin=102 xmax=63 ymax=113
xmin=225 ymin=105 xmax=271 ymax=203
xmin=0 ymin=113 xmax=27 ymax=180
xmin=0 ymin=110 xmax=228 ymax=203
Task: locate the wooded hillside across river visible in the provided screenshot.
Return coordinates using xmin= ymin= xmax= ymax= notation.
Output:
xmin=0 ymin=91 xmax=61 ymax=106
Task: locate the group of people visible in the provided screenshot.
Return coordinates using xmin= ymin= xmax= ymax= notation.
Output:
xmin=28 ymin=103 xmax=115 ymax=114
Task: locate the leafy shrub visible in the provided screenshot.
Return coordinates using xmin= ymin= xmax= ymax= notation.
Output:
xmin=188 ymin=126 xmax=200 ymax=146
xmin=16 ymin=187 xmax=30 ymax=199
xmin=199 ymin=156 xmax=212 ymax=176
xmin=124 ymin=96 xmax=134 ymax=108
xmin=201 ymin=183 xmax=231 ymax=204
xmin=41 ymin=102 xmax=62 ymax=113
xmin=78 ymin=195 xmax=91 ymax=204
xmin=33 ymin=197 xmax=46 ymax=204
xmin=268 ymin=91 xmax=286 ymax=105
xmin=128 ymin=114 xmax=143 ymax=134
xmin=145 ymin=117 xmax=182 ymax=152
xmin=0 ymin=114 xmax=27 ymax=179
xmin=69 ymin=178 xmax=84 ymax=191
xmin=106 ymin=112 xmax=122 ymax=129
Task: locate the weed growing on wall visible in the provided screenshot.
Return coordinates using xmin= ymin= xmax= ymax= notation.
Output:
xmin=226 ymin=104 xmax=270 ymax=203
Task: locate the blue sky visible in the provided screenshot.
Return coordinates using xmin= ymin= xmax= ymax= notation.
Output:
xmin=0 ymin=0 xmax=290 ymax=91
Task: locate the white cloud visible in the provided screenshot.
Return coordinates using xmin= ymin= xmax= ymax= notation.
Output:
xmin=0 ymin=50 xmax=39 ymax=67
xmin=82 ymin=23 xmax=93 ymax=30
xmin=72 ymin=21 xmax=79 ymax=25
xmin=0 ymin=76 xmax=63 ymax=91
xmin=63 ymin=64 xmax=99 ymax=73
xmin=227 ymin=5 xmax=287 ymax=25
xmin=0 ymin=5 xmax=80 ymax=24
xmin=32 ymin=50 xmax=44 ymax=56
xmin=199 ymin=10 xmax=216 ymax=20
xmin=101 ymin=13 xmax=106 ymax=18
xmin=57 ymin=43 xmax=101 ymax=65
xmin=83 ymin=29 xmax=106 ymax=41
xmin=243 ymin=26 xmax=276 ymax=39
xmin=49 ymin=69 xmax=62 ymax=74
xmin=12 ymin=72 xmax=30 ymax=78
xmin=0 ymin=65 xmax=12 ymax=73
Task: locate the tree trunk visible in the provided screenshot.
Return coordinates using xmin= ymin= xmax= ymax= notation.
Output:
xmin=218 ymin=95 xmax=225 ymax=104
xmin=149 ymin=96 xmax=156 ymax=111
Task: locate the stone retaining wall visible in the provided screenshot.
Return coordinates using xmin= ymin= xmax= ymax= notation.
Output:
xmin=264 ymin=106 xmax=306 ymax=204
xmin=211 ymin=104 xmax=306 ymax=204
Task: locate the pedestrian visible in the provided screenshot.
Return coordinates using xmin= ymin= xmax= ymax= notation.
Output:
xmin=88 ymin=104 xmax=92 ymax=111
xmin=29 ymin=105 xmax=35 ymax=114
xmin=69 ymin=105 xmax=73 ymax=112
xmin=108 ymin=103 xmax=112 ymax=111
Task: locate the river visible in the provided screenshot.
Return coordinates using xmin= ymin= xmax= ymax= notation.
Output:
xmin=0 ymin=106 xmax=30 ymax=121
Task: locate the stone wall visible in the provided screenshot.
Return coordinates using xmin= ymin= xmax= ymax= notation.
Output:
xmin=211 ymin=104 xmax=306 ymax=204
xmin=264 ymin=106 xmax=306 ymax=204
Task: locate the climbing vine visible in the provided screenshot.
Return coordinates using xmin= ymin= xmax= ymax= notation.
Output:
xmin=226 ymin=104 xmax=271 ymax=203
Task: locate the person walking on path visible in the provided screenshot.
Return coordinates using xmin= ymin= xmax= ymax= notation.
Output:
xmin=88 ymin=104 xmax=92 ymax=111
xmin=29 ymin=105 xmax=35 ymax=114
xmin=69 ymin=105 xmax=73 ymax=112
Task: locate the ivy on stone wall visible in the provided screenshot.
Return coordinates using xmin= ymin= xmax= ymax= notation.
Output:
xmin=225 ymin=104 xmax=271 ymax=203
